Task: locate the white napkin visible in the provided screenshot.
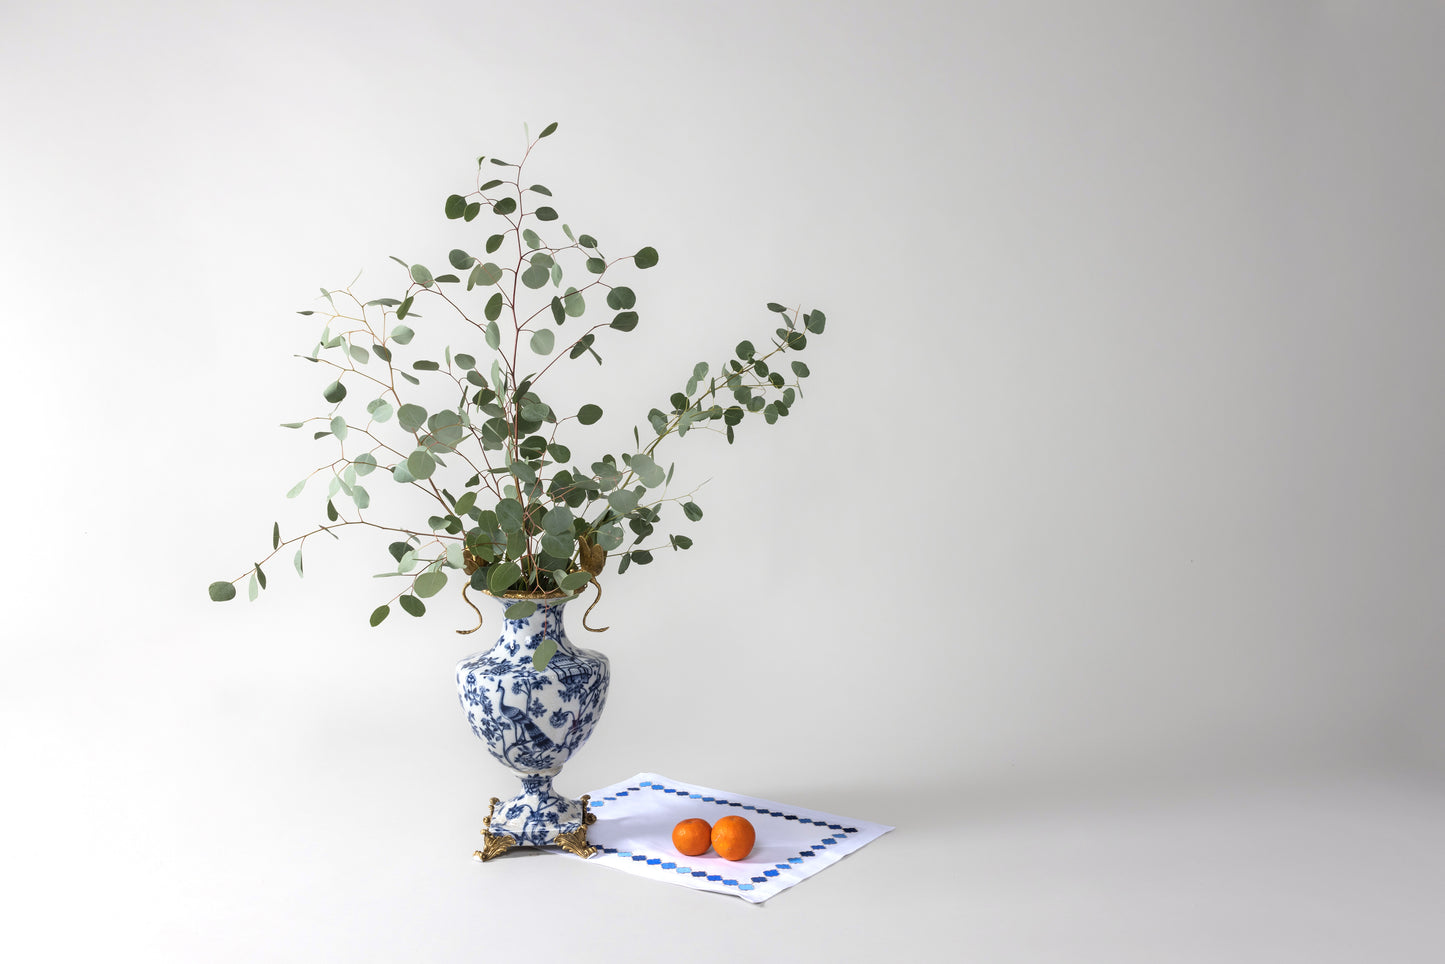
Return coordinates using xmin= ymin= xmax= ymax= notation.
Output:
xmin=557 ymin=772 xmax=893 ymax=903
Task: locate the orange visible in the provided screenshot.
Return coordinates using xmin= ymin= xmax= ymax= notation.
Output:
xmin=672 ymin=818 xmax=712 ymax=856
xmin=710 ymin=815 xmax=755 ymax=861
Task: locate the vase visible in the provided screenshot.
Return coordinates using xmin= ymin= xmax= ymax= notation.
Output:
xmin=456 ymin=592 xmax=610 ymax=859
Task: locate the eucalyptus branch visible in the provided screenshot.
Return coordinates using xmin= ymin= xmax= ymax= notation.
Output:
xmin=212 ymin=123 xmax=826 ymax=626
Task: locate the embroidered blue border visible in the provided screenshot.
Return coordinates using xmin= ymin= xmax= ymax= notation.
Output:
xmin=588 ymin=780 xmax=860 ymax=893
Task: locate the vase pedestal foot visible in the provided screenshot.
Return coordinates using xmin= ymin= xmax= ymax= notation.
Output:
xmin=473 ymin=792 xmax=598 ymax=861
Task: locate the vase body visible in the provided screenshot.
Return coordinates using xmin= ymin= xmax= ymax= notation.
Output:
xmin=456 ymin=595 xmax=609 ymax=847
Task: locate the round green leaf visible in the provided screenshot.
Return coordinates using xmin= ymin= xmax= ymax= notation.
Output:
xmin=398 ymin=403 xmax=428 ymax=433
xmin=208 ymin=581 xmax=237 ymax=602
xmin=563 ymin=287 xmax=585 ymax=317
xmin=610 ymin=311 xmax=638 ymax=332
xmin=475 ymin=262 xmax=504 ymax=286
xmin=369 ymin=604 xmax=390 ymax=626
xmin=542 ymin=505 xmax=574 ymax=535
xmin=414 ymin=570 xmax=448 ymax=598
xmin=330 ymin=415 xmax=348 ymax=440
xmin=399 ymin=594 xmax=425 ymax=617
xmin=530 ymin=329 xmax=556 ymax=355
xmin=577 ymin=404 xmax=603 ymax=425
xmin=407 ymin=450 xmax=436 ymax=480
xmin=559 ymin=570 xmax=594 ymax=592
xmin=449 ymin=249 xmax=475 ymax=270
xmin=628 ymin=453 xmax=665 ymax=488
xmin=634 ymin=246 xmax=659 ymax=269
xmin=605 ymin=286 xmax=636 ymax=310
xmin=493 ymin=197 xmax=517 ymax=216
xmin=496 ymin=499 xmax=525 ymax=533
xmin=535 ymin=206 xmax=558 ymax=221
xmin=540 ymin=531 xmax=574 ymax=559
xmin=445 ymin=195 xmax=467 ymax=219
xmin=323 ymin=380 xmax=346 ymax=403
xmin=532 ymin=636 xmax=557 ymax=671
xmin=410 ymin=264 xmax=434 ymax=287
xmin=488 ymin=560 xmax=522 ymax=595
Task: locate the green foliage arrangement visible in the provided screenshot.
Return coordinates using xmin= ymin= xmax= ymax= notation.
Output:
xmin=210 ymin=123 xmax=825 ymax=627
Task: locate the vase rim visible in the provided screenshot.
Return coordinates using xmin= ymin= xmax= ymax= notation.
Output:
xmin=480 ymin=587 xmax=579 ymax=603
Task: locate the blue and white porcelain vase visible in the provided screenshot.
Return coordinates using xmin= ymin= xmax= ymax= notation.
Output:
xmin=456 ymin=592 xmax=609 ymax=857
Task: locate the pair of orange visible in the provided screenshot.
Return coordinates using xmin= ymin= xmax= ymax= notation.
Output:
xmin=672 ymin=815 xmax=755 ymax=861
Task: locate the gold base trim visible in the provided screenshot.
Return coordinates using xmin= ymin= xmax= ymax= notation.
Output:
xmin=472 ymin=794 xmax=599 ymax=861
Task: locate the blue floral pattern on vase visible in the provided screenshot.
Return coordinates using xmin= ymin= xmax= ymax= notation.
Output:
xmin=456 ymin=595 xmax=609 ymax=847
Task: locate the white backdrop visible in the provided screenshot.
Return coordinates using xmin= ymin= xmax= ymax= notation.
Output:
xmin=3 ymin=2 xmax=1442 ymax=961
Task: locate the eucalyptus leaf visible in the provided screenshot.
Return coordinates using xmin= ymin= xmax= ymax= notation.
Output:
xmin=532 ymin=636 xmax=557 ymax=670
xmin=530 ymin=329 xmax=555 ymax=354
xmin=628 ymin=452 xmax=665 ymax=488
xmin=540 ymin=531 xmax=574 ymax=559
xmin=559 ymin=570 xmax=594 ymax=592
xmin=398 ymin=404 xmax=427 ymax=433
xmin=208 ymin=581 xmax=237 ymax=602
xmin=542 ymin=505 xmax=574 ymax=535
xmin=562 ymin=287 xmax=585 ymax=317
xmin=399 ymin=594 xmax=425 ymax=617
xmin=496 ymin=499 xmax=525 ymax=533
xmin=370 ymin=604 xmax=390 ymax=626
xmin=634 ymin=246 xmax=659 ymax=269
xmin=407 ymin=450 xmax=436 ymax=479
xmin=501 ymin=600 xmax=537 ymax=623
xmin=488 ymin=561 xmax=522 ymax=595
xmin=414 ymin=570 xmax=448 ymax=598
xmin=607 ymin=488 xmax=640 ymax=514
xmin=521 ymin=263 xmax=550 ymax=289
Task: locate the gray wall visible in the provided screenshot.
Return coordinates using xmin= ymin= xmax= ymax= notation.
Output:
xmin=3 ymin=0 xmax=1441 ymax=810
